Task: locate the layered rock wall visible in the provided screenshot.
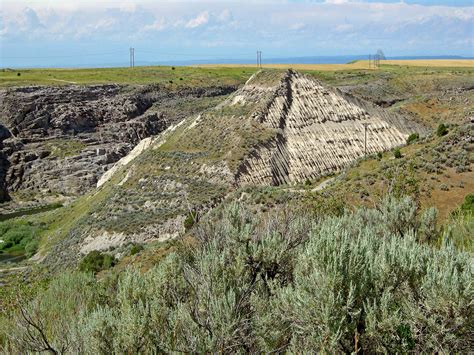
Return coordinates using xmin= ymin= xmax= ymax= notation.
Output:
xmin=0 ymin=84 xmax=235 ymax=201
xmin=236 ymin=70 xmax=420 ymax=185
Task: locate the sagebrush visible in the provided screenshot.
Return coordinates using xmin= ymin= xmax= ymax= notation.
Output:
xmin=1 ymin=197 xmax=472 ymax=353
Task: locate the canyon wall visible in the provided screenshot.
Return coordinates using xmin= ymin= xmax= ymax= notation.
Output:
xmin=0 ymin=84 xmax=235 ymax=201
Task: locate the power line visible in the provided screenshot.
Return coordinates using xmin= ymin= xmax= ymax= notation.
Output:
xmin=1 ymin=50 xmax=126 ymax=59
xmin=136 ymin=49 xmax=251 ymax=59
xmin=2 ymin=48 xmax=259 ymax=62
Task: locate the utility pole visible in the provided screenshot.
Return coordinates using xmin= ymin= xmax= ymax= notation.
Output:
xmin=369 ymin=54 xmax=372 ymax=69
xmin=130 ymin=47 xmax=135 ymax=68
xmin=256 ymin=51 xmax=262 ymax=69
xmin=362 ymin=122 xmax=370 ymax=156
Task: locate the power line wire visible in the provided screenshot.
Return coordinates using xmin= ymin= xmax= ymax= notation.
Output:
xmin=135 ymin=49 xmax=251 ymax=59
xmin=1 ymin=50 xmax=126 ymax=59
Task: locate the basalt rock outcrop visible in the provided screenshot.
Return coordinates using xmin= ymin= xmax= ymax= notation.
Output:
xmin=0 ymin=84 xmax=235 ymax=202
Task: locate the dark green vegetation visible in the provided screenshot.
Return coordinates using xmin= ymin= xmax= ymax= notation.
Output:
xmin=0 ymin=66 xmax=254 ymax=88
xmin=0 ymin=220 xmax=45 ymax=258
xmin=452 ymin=193 xmax=474 ymax=218
xmin=437 ymin=123 xmax=448 ymax=136
xmin=460 ymin=193 xmax=474 ymax=214
xmin=1 ymin=199 xmax=472 ymax=353
xmin=129 ymin=243 xmax=144 ymax=256
xmin=393 ymin=147 xmax=402 ymax=159
xmin=406 ymin=132 xmax=419 ymax=144
xmin=0 ymin=203 xmax=62 ymax=222
xmin=78 ymin=251 xmax=116 ymax=274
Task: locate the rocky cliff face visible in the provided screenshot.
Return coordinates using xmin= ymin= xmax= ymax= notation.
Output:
xmin=0 ymin=124 xmax=10 ymax=201
xmin=234 ymin=70 xmax=422 ymax=185
xmin=0 ymin=84 xmax=235 ymax=202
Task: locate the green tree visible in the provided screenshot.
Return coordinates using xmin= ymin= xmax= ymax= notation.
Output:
xmin=436 ymin=123 xmax=448 ymax=137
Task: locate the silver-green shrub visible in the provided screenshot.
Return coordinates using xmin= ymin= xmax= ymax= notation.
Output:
xmin=3 ymin=272 xmax=100 ymax=353
xmin=3 ymin=197 xmax=472 ymax=353
xmin=256 ymin=209 xmax=472 ymax=352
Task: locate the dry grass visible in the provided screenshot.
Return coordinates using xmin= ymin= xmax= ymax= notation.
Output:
xmin=420 ymin=169 xmax=474 ymax=221
xmin=197 ymin=59 xmax=474 ymax=71
xmin=380 ymin=59 xmax=474 ymax=68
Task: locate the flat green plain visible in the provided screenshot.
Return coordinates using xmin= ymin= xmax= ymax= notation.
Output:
xmin=0 ymin=66 xmax=257 ymax=88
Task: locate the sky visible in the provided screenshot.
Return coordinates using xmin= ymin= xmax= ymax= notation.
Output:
xmin=1 ymin=0 xmax=473 ymax=67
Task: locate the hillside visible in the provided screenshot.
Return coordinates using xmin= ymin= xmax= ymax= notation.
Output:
xmin=0 ymin=64 xmax=471 ymax=265
xmin=5 ymin=69 xmax=424 ymax=266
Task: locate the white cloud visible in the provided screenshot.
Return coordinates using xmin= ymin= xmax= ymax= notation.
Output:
xmin=217 ymin=9 xmax=232 ymax=22
xmin=144 ymin=19 xmax=166 ymax=31
xmin=185 ymin=11 xmax=209 ymax=28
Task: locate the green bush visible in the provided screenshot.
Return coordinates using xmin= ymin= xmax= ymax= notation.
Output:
xmin=184 ymin=211 xmax=198 ymax=231
xmin=393 ymin=148 xmax=402 ymax=159
xmin=406 ymin=133 xmax=419 ymax=144
xmin=24 ymin=238 xmax=39 ymax=258
xmin=436 ymin=123 xmax=448 ymax=137
xmin=3 ymin=199 xmax=472 ymax=353
xmin=0 ymin=220 xmax=42 ymax=256
xmin=459 ymin=193 xmax=474 ymax=214
xmin=78 ymin=251 xmax=116 ymax=274
xmin=129 ymin=244 xmax=144 ymax=256
xmin=1 ymin=272 xmax=100 ymax=353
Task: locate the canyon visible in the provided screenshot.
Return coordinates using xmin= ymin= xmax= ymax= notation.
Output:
xmin=0 ymin=84 xmax=235 ymax=204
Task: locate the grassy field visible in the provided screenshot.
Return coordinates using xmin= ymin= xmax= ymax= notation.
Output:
xmin=2 ymin=60 xmax=472 ymax=87
xmin=0 ymin=66 xmax=256 ymax=88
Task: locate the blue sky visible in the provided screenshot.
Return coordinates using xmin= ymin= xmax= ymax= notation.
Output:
xmin=1 ymin=0 xmax=473 ymax=67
